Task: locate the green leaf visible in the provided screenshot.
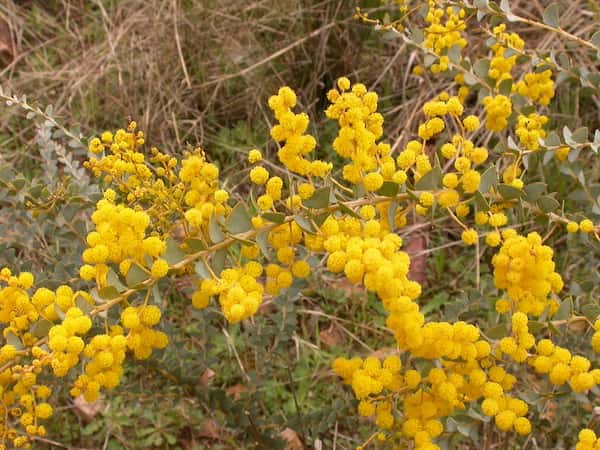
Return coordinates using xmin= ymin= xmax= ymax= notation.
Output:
xmin=256 ymin=231 xmax=269 ymax=256
xmin=473 ymin=191 xmax=490 ymax=211
xmin=524 ymin=182 xmax=546 ymax=202
xmin=498 ymin=78 xmax=512 ymax=96
xmin=164 ymin=238 xmax=185 ymax=265
xmin=410 ymin=28 xmax=424 ymax=44
xmin=528 ymin=321 xmax=546 ymax=333
xmin=485 ymin=324 xmax=507 ymax=339
xmin=499 ymin=0 xmax=518 ymax=21
xmin=473 ymin=59 xmax=490 ymax=79
xmin=208 ymin=215 xmax=226 ymax=244
xmin=211 ymin=249 xmax=227 ymax=275
xmin=553 ymin=298 xmax=572 ymax=321
xmin=591 ymin=31 xmax=600 ymax=49
xmin=294 ymin=215 xmax=316 ymax=234
xmin=498 ymin=184 xmax=522 ymax=200
xmin=474 ymin=0 xmax=489 ymax=10
xmin=75 ymin=293 xmax=95 ymax=313
xmin=106 ymin=269 xmax=126 ymax=293
xmin=262 ymin=212 xmax=286 ymax=224
xmin=303 ymin=186 xmax=331 ymax=209
xmin=313 ymin=211 xmax=330 ymax=227
xmin=184 ymin=238 xmax=206 ymax=253
xmin=581 ymin=303 xmax=600 ymax=322
xmin=543 ymin=3 xmax=560 ymax=28
xmin=563 ymin=126 xmax=574 ymax=145
xmin=195 ymin=260 xmax=212 ymax=280
xmin=421 ymin=293 xmax=450 ymax=315
xmin=0 ymin=167 xmax=13 ymax=183
xmin=126 ymin=264 xmax=148 ymax=287
xmin=227 ymin=204 xmax=252 ymax=234
xmin=5 ymin=331 xmax=23 ymax=350
xmin=54 ymin=303 xmax=66 ymax=321
xmin=537 ymin=195 xmax=560 ymax=213
xmin=414 ymin=166 xmax=442 ymax=190
xmin=378 ymin=181 xmax=399 ymax=197
xmin=98 ymin=286 xmax=120 ymax=300
xmin=337 ymin=202 xmax=361 ymax=219
xmin=544 ymin=131 xmax=561 ymax=147
xmin=447 ymin=44 xmax=462 ymax=64
xmin=30 ymin=319 xmax=53 ymax=339
xmin=479 ymin=166 xmax=497 ymax=193
xmin=387 ymin=200 xmax=398 ymax=230
xmin=571 ymin=127 xmax=588 ymax=144
xmin=506 ymin=136 xmax=519 ymax=151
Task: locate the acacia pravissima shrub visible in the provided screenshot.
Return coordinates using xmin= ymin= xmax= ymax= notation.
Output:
xmin=1 ymin=0 xmax=600 ymax=449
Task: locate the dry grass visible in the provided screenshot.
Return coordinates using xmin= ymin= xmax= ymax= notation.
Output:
xmin=0 ymin=1 xmax=405 ymax=160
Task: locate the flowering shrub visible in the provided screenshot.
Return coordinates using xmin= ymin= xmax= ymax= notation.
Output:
xmin=0 ymin=0 xmax=599 ymax=448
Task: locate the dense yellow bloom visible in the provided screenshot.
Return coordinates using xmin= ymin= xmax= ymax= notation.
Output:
xmin=492 ymin=232 xmax=562 ymax=316
xmin=515 ymin=69 xmax=555 ymax=106
xmin=483 ymin=95 xmax=512 ymax=131
xmin=515 ymin=113 xmax=548 ymax=151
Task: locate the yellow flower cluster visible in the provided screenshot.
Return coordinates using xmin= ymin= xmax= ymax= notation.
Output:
xmin=80 ymin=192 xmax=170 ymax=282
xmin=268 ymin=87 xmax=331 ymax=177
xmin=530 ymin=339 xmax=599 ymax=392
xmin=515 ymin=113 xmax=548 ymax=151
xmin=193 ymin=264 xmax=264 ymax=323
xmin=48 ymin=307 xmax=91 ymax=374
xmin=72 ymin=331 xmax=127 ymax=402
xmin=326 ymin=78 xmax=391 ymax=189
xmin=488 ymin=24 xmax=524 ymax=82
xmin=481 ymin=382 xmax=531 ymax=435
xmin=567 ymin=218 xmax=597 ymax=234
xmin=333 ymin=355 xmax=401 ymax=429
xmin=576 ymin=429 xmax=600 ymax=450
xmin=515 ymin=69 xmax=555 ymax=106
xmin=592 ymin=319 xmax=600 ymax=353
xmin=180 ymin=151 xmax=229 ymax=229
xmin=396 ymin=140 xmax=429 ymax=187
xmin=0 ymin=364 xmax=53 ymax=449
xmin=120 ymin=305 xmax=168 ymax=360
xmin=497 ymin=312 xmax=535 ymax=362
xmin=483 ymin=95 xmax=512 ymax=131
xmin=492 ymin=231 xmax=563 ymax=316
xmin=86 ymin=122 xmax=151 ymax=192
xmin=423 ymin=2 xmax=467 ymax=73
xmin=0 ymin=270 xmax=106 ymax=447
xmin=326 ymin=205 xmax=499 ymax=448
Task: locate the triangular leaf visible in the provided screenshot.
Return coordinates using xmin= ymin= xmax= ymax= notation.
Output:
xmin=209 ymin=216 xmax=226 ymax=244
xmin=537 ymin=195 xmax=560 ymax=213
xmin=164 ymin=238 xmax=186 ymax=265
xmin=414 ymin=166 xmax=442 ymax=190
xmin=543 ymin=3 xmax=560 ymax=28
xmin=227 ymin=204 xmax=253 ymax=234
xmin=30 ymin=319 xmax=53 ymax=339
xmin=126 ymin=264 xmax=149 ymax=287
xmin=303 ymin=187 xmax=331 ymax=209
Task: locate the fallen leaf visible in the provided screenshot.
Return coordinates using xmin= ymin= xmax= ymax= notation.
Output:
xmin=226 ymin=383 xmax=245 ymax=400
xmin=405 ymin=232 xmax=428 ymax=286
xmin=567 ymin=319 xmax=587 ymax=335
xmin=319 ymin=323 xmax=344 ymax=348
xmin=540 ymin=400 xmax=558 ymax=421
xmin=198 ymin=368 xmax=215 ymax=388
xmin=72 ymin=395 xmax=104 ymax=423
xmin=0 ymin=18 xmax=14 ymax=62
xmin=280 ymin=428 xmax=303 ymax=450
xmin=367 ymin=347 xmax=399 ymax=360
xmin=198 ymin=419 xmax=221 ymax=439
xmin=327 ymin=277 xmax=364 ymax=297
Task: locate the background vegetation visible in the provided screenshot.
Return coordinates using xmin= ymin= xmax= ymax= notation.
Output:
xmin=0 ymin=0 xmax=598 ymax=448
